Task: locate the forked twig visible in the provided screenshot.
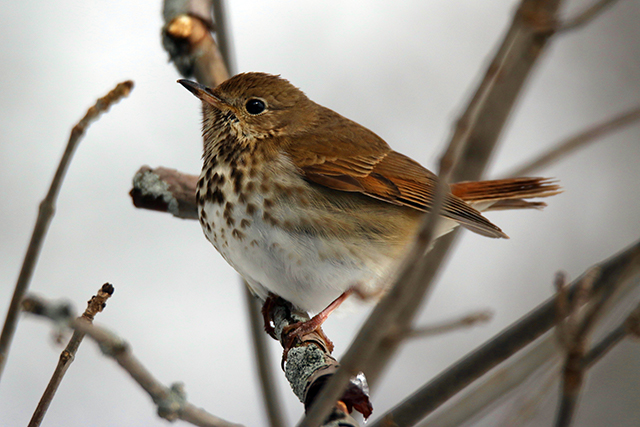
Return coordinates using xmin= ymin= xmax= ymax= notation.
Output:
xmin=505 ymin=106 xmax=640 ymax=177
xmin=23 ymin=295 xmax=243 ymax=427
xmin=28 ymin=284 xmax=115 ymax=427
xmin=0 ymin=80 xmax=134 ymax=380
xmin=372 ymin=238 xmax=640 ymax=427
xmin=554 ymin=269 xmax=599 ymax=427
xmin=558 ymin=0 xmax=620 ymax=32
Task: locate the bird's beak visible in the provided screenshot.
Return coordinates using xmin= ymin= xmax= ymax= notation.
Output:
xmin=177 ymin=79 xmax=224 ymax=107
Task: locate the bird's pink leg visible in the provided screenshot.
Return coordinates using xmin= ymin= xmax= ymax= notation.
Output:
xmin=282 ymin=288 xmax=354 ymax=360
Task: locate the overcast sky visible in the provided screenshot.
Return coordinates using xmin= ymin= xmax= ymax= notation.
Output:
xmin=1 ymin=1 xmax=639 ymax=426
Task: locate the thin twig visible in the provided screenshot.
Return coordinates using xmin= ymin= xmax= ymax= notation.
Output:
xmin=404 ymin=311 xmax=493 ymax=339
xmin=244 ymin=287 xmax=287 ymax=427
xmin=23 ymin=294 xmax=243 ymax=427
xmin=557 ymin=0 xmax=620 ymax=32
xmin=28 ymin=284 xmax=115 ymax=427
xmin=371 ymin=238 xmax=640 ymax=427
xmin=212 ymin=0 xmax=236 ymax=75
xmin=0 ymin=80 xmax=134 ymax=381
xmin=505 ymin=106 xmax=640 ymax=177
xmin=582 ymin=304 xmax=640 ymax=370
xmin=416 ymin=336 xmax=560 ymax=427
xmin=554 ymin=269 xmax=599 ymax=427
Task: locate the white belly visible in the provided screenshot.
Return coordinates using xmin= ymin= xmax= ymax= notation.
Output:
xmin=198 ymin=165 xmax=388 ymax=313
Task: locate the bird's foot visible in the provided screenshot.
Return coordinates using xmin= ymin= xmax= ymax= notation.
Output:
xmin=280 ymin=289 xmax=354 ymax=365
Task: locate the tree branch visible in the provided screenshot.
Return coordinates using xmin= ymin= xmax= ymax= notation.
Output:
xmin=504 ymin=105 xmax=640 ymax=177
xmin=557 ymin=0 xmax=620 ymax=33
xmin=371 ymin=237 xmax=640 ymax=427
xmin=22 ymin=294 xmax=244 ymax=427
xmin=162 ymin=0 xmax=229 ymax=87
xmin=28 ymin=284 xmax=115 ymax=427
xmin=244 ymin=287 xmax=287 ymax=427
xmin=404 ymin=310 xmax=493 ymax=339
xmin=0 ymin=80 xmax=134 ymax=381
xmin=266 ymin=297 xmax=369 ymax=425
xmin=130 ymin=166 xmax=199 ymax=219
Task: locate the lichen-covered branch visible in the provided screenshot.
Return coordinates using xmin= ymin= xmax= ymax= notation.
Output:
xmin=131 ymin=166 xmax=199 ymax=219
xmin=267 ymin=297 xmax=370 ymax=425
xmin=23 ymin=294 xmax=243 ymax=427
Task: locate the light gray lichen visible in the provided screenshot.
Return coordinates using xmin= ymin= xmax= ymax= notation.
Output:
xmin=285 ymin=345 xmax=327 ymax=402
xmin=132 ymin=170 xmax=180 ymax=216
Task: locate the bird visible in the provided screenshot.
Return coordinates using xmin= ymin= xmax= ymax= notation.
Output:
xmin=178 ymin=72 xmax=560 ymax=348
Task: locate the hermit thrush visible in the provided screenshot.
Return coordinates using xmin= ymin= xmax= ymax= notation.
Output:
xmin=179 ymin=73 xmax=559 ymax=340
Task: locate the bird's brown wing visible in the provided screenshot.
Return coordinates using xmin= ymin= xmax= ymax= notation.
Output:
xmin=286 ymin=116 xmax=507 ymax=238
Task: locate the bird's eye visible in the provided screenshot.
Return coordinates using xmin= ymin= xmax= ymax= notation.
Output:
xmin=245 ymin=98 xmax=266 ymax=115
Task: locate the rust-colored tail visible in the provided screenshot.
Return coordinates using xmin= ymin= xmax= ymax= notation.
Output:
xmin=450 ymin=177 xmax=561 ymax=211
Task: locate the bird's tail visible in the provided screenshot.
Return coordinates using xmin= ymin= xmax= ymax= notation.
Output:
xmin=450 ymin=177 xmax=562 ymax=212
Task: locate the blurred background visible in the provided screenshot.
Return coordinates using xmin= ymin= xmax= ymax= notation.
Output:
xmin=1 ymin=0 xmax=639 ymax=426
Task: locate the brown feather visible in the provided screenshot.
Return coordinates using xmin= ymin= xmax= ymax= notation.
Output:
xmin=286 ymin=107 xmax=508 ymax=238
xmin=450 ymin=178 xmax=561 ymax=202
xmin=483 ymin=199 xmax=548 ymax=211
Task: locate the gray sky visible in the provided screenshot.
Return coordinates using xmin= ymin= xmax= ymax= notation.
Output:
xmin=1 ymin=1 xmax=639 ymax=426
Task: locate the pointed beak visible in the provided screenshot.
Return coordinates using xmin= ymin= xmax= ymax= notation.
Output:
xmin=177 ymin=79 xmax=223 ymax=107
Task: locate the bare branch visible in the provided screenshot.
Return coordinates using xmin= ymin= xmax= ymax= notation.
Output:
xmin=554 ymin=269 xmax=599 ymax=427
xmin=23 ymin=295 xmax=243 ymax=427
xmin=0 ymin=81 xmax=134 ymax=381
xmin=211 ymin=0 xmax=236 ymax=74
xmin=504 ymin=106 xmax=640 ymax=177
xmin=244 ymin=287 xmax=287 ymax=427
xmin=557 ymin=0 xmax=620 ymax=32
xmin=162 ymin=0 xmax=230 ymax=86
xmin=130 ymin=166 xmax=199 ymax=219
xmin=265 ymin=297 xmax=369 ymax=426
xmin=404 ymin=310 xmax=493 ymax=339
xmin=581 ymin=302 xmax=640 ymax=368
xmin=28 ymin=284 xmax=115 ymax=427
xmin=371 ymin=237 xmax=640 ymax=427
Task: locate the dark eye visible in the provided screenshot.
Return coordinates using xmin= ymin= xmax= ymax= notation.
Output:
xmin=245 ymin=98 xmax=266 ymax=115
